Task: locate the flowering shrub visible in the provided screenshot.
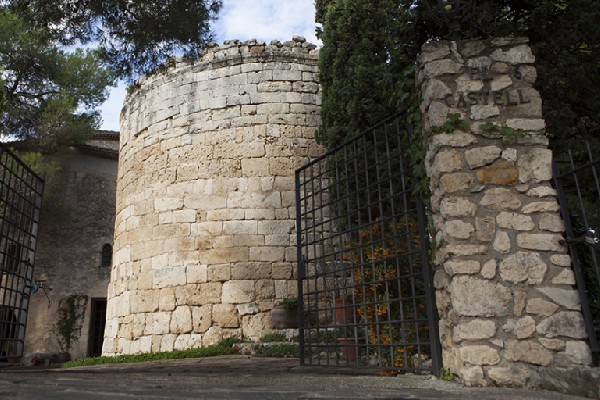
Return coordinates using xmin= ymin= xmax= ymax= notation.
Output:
xmin=350 ymin=218 xmax=429 ymax=369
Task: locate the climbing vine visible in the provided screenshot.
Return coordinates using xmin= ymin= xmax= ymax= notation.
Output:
xmin=54 ymin=294 xmax=88 ymax=352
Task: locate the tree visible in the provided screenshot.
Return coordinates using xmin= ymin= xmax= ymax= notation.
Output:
xmin=457 ymin=0 xmax=600 ymax=150
xmin=0 ymin=10 xmax=113 ymax=149
xmin=0 ymin=0 xmax=222 ymax=147
xmin=315 ymin=0 xmax=426 ymax=149
xmin=4 ymin=0 xmax=222 ymax=79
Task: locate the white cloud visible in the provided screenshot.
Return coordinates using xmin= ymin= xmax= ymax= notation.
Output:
xmin=100 ymin=0 xmax=318 ymax=131
xmin=213 ymin=0 xmax=318 ymax=44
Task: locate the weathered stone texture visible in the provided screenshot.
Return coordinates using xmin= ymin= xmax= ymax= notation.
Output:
xmin=104 ymin=38 xmax=323 ymax=355
xmin=419 ymin=37 xmax=590 ymax=386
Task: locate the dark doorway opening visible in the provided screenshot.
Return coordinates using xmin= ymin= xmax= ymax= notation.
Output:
xmin=88 ymin=298 xmax=106 ymax=357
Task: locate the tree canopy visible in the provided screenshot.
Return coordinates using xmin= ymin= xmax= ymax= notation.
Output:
xmin=316 ymin=0 xmax=600 ymax=152
xmin=0 ymin=0 xmax=221 ymax=149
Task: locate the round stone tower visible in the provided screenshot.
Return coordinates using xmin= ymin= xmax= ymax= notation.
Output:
xmin=103 ymin=37 xmax=322 ymax=355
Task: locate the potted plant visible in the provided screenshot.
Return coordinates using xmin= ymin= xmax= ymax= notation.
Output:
xmin=271 ymin=297 xmax=298 ymax=329
xmin=53 ymin=294 xmax=88 ymax=362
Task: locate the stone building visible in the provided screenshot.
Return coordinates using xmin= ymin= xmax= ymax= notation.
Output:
xmin=102 ymin=37 xmax=323 ymax=355
xmin=23 ymin=132 xmax=118 ymax=361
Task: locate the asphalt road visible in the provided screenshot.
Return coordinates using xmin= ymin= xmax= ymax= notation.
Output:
xmin=0 ymin=355 xmax=592 ymax=400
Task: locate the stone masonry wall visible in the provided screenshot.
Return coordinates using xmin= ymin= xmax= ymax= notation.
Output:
xmin=103 ymin=37 xmax=322 ymax=355
xmin=419 ymin=38 xmax=592 ymax=386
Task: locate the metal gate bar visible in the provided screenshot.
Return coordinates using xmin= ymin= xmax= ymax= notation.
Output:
xmin=553 ymin=140 xmax=600 ymax=364
xmin=296 ymin=114 xmax=440 ymax=373
xmin=0 ymin=144 xmax=44 ymax=360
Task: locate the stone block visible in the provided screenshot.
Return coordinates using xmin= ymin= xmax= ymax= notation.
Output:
xmin=130 ymin=289 xmax=160 ymax=313
xmin=517 ymin=148 xmax=553 ymax=184
xmin=212 ymin=304 xmax=240 ymax=328
xmin=490 ymin=45 xmax=535 ymax=64
xmin=513 ymin=290 xmax=527 ymax=316
xmin=488 ymin=366 xmax=533 ymax=387
xmin=551 ymin=269 xmax=575 ymax=285
xmin=153 ymin=266 xmax=187 ymax=288
xmin=208 ymin=264 xmax=231 ymax=282
xmin=516 ymin=233 xmax=564 ymax=251
xmin=465 ymin=146 xmax=502 ymax=169
xmin=505 ymin=340 xmax=553 ymax=366
xmin=158 ymin=288 xmax=176 ymax=311
xmin=222 ymin=280 xmax=256 ymax=304
xmin=536 ymin=311 xmax=587 ymax=339
xmin=471 ymin=105 xmax=500 ymax=120
xmin=475 ymin=217 xmax=496 ymax=242
xmin=459 ymin=366 xmax=485 ymax=387
xmin=477 ymin=161 xmax=518 ymax=185
xmin=526 ymin=297 xmax=559 ymax=316
xmin=191 ymin=305 xmax=212 ymax=333
xmin=506 ymin=118 xmax=546 ymax=131
xmin=550 ymin=254 xmax=572 ymax=267
xmin=499 ymin=252 xmax=547 ymax=284
xmin=432 ymin=150 xmax=463 ymax=173
xmin=423 ymin=59 xmax=463 ymax=78
xmin=555 ymin=341 xmax=592 ymax=366
xmin=480 ymin=188 xmax=521 ymax=210
xmin=170 ymin=306 xmax=193 ymax=333
xmin=493 ymin=231 xmax=511 ymax=254
xmin=453 ymin=320 xmax=496 ymax=341
xmin=440 ymin=197 xmax=477 ymax=217
xmin=538 ymin=287 xmax=580 ymax=310
xmin=241 ymin=313 xmax=272 ymax=341
xmin=230 ymin=262 xmax=272 ymax=280
xmin=496 ymin=212 xmax=534 ymax=231
xmin=444 ymin=260 xmax=480 ymax=275
xmin=459 ymin=345 xmax=500 ymax=366
xmin=144 ymin=312 xmax=172 ymax=335
xmin=187 ymin=264 xmax=208 ymax=284
xmin=440 ymin=173 xmax=473 ymax=193
xmin=521 ymin=201 xmax=560 ymax=214
xmin=481 ymin=260 xmax=497 ymax=279
xmin=449 ymin=276 xmax=511 ymax=317
xmin=538 ymin=214 xmax=564 ymax=232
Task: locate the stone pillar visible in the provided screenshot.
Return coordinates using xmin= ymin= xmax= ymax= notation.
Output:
xmin=418 ymin=38 xmax=592 ymax=386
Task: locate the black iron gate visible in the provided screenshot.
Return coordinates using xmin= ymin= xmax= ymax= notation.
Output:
xmin=295 ymin=114 xmax=441 ymax=374
xmin=553 ymin=140 xmax=600 ymax=365
xmin=0 ymin=144 xmax=44 ymax=361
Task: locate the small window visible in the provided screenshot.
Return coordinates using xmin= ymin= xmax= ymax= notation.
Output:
xmin=101 ymin=244 xmax=112 ymax=268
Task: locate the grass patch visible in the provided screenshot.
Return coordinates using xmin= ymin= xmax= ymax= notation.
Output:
xmin=258 ymin=333 xmax=287 ymax=342
xmin=62 ymin=338 xmax=241 ymax=368
xmin=255 ymin=343 xmax=299 ymax=358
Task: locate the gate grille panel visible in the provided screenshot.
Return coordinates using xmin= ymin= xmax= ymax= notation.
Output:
xmin=0 ymin=144 xmax=44 ymax=360
xmin=295 ymin=115 xmax=440 ymax=373
xmin=553 ymin=140 xmax=600 ymax=365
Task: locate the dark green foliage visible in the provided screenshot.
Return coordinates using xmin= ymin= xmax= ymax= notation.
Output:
xmin=464 ymin=0 xmax=600 ymax=151
xmin=317 ymin=0 xmax=600 ymax=199
xmin=258 ymin=333 xmax=288 ymax=342
xmin=255 ymin=343 xmax=300 ymax=358
xmin=1 ymin=0 xmax=221 ymax=147
xmin=431 ymin=113 xmax=470 ymax=134
xmin=315 ymin=0 xmax=426 ymax=149
xmin=0 ymin=10 xmax=113 ymax=147
xmin=278 ymin=297 xmax=298 ymax=311
xmin=479 ymin=122 xmax=527 ymax=138
xmin=62 ymin=338 xmax=242 ymax=368
xmin=54 ymin=295 xmax=88 ymax=352
xmin=5 ymin=0 xmax=222 ymax=79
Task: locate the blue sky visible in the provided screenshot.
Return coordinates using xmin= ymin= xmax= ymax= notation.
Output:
xmin=99 ymin=0 xmax=319 ymax=131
